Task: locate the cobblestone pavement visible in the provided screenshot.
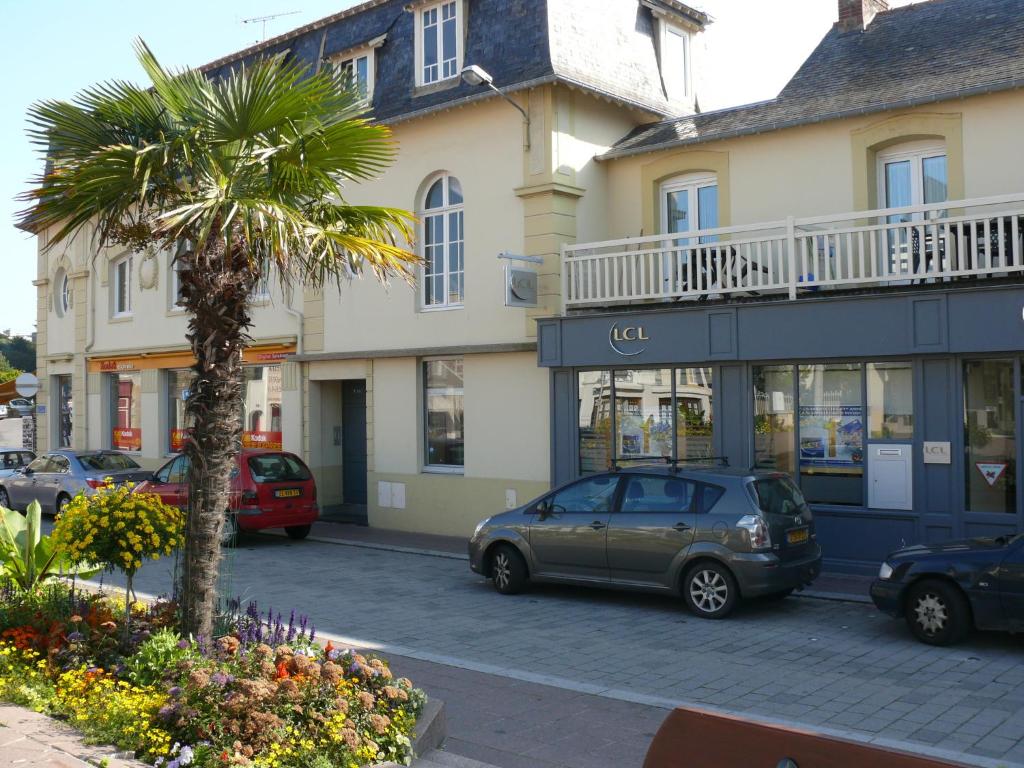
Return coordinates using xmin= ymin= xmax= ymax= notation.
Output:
xmin=101 ymin=535 xmax=1024 ymax=767
xmin=0 ymin=705 xmax=145 ymax=768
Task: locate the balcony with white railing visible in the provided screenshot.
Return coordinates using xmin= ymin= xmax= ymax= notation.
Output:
xmin=562 ymin=193 xmax=1024 ymax=311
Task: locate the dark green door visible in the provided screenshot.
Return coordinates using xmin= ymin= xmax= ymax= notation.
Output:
xmin=342 ymin=380 xmax=368 ymax=506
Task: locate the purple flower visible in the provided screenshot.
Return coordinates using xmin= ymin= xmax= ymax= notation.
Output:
xmin=210 ymin=672 xmax=232 ymax=687
xmin=168 ymin=686 xmax=182 ymax=698
xmin=157 ymin=704 xmax=178 ymax=721
xmin=349 ymin=662 xmax=362 ymax=675
xmin=326 ymin=648 xmax=341 ymax=661
xmin=177 ymin=639 xmax=189 ymax=650
xmin=66 ymin=631 xmax=84 ymax=642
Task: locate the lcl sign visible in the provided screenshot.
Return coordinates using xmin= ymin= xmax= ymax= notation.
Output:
xmin=923 ymin=441 xmax=951 ymax=464
xmin=608 ymin=322 xmax=649 ymax=356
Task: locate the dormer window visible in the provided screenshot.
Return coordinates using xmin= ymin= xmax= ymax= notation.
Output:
xmin=417 ymin=1 xmax=461 ymax=86
xmin=659 ymin=21 xmax=691 ymax=101
xmin=334 ymin=50 xmax=373 ymax=102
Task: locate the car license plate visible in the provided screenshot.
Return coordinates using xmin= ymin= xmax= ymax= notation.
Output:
xmin=787 ymin=527 xmax=809 ymax=545
xmin=274 ymin=488 xmax=301 ymax=499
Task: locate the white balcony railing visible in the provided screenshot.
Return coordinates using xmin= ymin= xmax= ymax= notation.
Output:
xmin=562 ymin=193 xmax=1024 ymax=310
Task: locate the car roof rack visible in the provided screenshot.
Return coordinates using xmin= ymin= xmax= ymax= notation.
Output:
xmin=609 ymin=456 xmax=730 ymax=473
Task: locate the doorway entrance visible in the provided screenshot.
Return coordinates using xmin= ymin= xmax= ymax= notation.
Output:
xmin=341 ymin=380 xmax=368 ymax=521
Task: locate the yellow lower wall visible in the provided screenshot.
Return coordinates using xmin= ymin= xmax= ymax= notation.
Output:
xmin=367 ymin=471 xmax=549 ymax=537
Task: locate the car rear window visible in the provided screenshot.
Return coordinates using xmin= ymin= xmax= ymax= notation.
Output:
xmin=748 ymin=476 xmax=808 ymax=517
xmin=247 ymin=454 xmax=311 ymax=483
xmin=79 ymin=453 xmax=141 ymax=471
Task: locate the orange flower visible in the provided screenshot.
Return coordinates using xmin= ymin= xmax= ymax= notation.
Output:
xmin=324 ymin=640 xmax=335 ymax=656
xmin=275 ymin=661 xmax=290 ymax=679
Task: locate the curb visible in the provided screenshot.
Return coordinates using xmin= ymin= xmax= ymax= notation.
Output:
xmin=258 ymin=529 xmax=470 ymax=561
xmin=260 ymin=531 xmax=875 ymax=603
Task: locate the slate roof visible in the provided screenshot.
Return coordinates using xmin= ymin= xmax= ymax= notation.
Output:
xmin=201 ymin=0 xmax=709 ymax=124
xmin=603 ymin=0 xmax=1024 ymax=159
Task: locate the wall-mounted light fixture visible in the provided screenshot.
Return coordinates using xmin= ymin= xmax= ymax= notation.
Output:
xmin=460 ymin=65 xmax=530 ymax=149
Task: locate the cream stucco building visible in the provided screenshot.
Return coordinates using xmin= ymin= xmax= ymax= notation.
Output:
xmin=29 ymin=0 xmax=1024 ymax=567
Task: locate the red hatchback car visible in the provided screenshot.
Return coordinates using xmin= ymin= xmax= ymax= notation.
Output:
xmin=137 ymin=449 xmax=319 ymax=544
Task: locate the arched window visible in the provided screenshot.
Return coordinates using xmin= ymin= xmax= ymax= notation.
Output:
xmin=54 ymin=269 xmax=71 ymax=317
xmin=249 ymin=410 xmax=263 ymax=433
xmin=420 ymin=173 xmax=464 ymax=309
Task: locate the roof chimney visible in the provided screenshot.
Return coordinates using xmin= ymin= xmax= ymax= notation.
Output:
xmin=838 ymin=0 xmax=889 ymax=32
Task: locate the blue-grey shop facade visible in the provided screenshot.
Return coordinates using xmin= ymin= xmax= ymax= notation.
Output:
xmin=537 ymin=283 xmax=1024 ymax=574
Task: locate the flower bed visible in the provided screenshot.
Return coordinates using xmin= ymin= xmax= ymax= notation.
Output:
xmin=0 ymin=582 xmax=425 ymax=767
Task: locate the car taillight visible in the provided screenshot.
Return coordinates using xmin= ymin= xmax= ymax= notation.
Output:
xmin=737 ymin=515 xmax=772 ymax=552
xmin=86 ymin=478 xmax=106 ymax=489
xmin=241 ymin=489 xmax=258 ymax=505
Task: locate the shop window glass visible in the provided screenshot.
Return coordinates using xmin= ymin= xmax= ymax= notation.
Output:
xmin=167 ymin=369 xmax=193 ymax=452
xmin=867 ymin=362 xmax=913 ymax=440
xmin=242 ymin=365 xmax=283 ymax=450
xmin=614 ymin=369 xmax=674 ymax=465
xmin=56 ymin=374 xmax=73 ymax=449
xmin=578 ymin=371 xmax=612 ymax=473
xmin=109 ymin=371 xmax=142 ymax=451
xmin=676 ymin=367 xmax=713 ymax=460
xmin=798 ymin=363 xmax=864 ymax=505
xmin=754 ymin=365 xmax=795 ymax=474
xmin=424 ymin=358 xmax=464 ymax=468
xmin=965 ymin=360 xmax=1016 ymax=514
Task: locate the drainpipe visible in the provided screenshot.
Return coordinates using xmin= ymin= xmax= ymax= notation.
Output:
xmin=283 ymin=282 xmax=305 ymax=457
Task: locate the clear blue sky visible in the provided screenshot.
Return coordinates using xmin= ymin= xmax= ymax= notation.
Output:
xmin=0 ymin=0 xmax=911 ymax=340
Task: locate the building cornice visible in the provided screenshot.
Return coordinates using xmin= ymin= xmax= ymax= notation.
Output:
xmin=292 ymin=342 xmax=537 ymax=363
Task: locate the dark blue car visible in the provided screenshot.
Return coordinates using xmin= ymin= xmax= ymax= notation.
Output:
xmin=870 ymin=533 xmax=1024 ymax=645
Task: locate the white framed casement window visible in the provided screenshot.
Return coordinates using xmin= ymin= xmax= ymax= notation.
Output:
xmin=111 ymin=255 xmax=133 ymax=317
xmin=333 ymin=49 xmax=374 ymax=102
xmin=423 ymin=357 xmax=464 ymax=471
xmin=420 ymin=173 xmax=464 ymax=310
xmin=877 ymin=141 xmax=948 ymax=213
xmin=250 ymin=261 xmax=271 ymax=302
xmin=658 ymin=21 xmax=691 ymax=101
xmin=660 ymin=173 xmax=718 ymax=240
xmin=169 ymin=259 xmax=186 ymax=311
xmin=416 ymin=0 xmax=461 ymax=86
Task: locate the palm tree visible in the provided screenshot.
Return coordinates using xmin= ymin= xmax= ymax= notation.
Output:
xmin=19 ymin=41 xmax=417 ymax=638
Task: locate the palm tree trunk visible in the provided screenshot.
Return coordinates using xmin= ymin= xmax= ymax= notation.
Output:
xmin=178 ymin=230 xmax=255 ymax=639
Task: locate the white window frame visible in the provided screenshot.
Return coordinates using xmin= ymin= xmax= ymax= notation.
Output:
xmin=416 ymin=0 xmax=462 ymax=87
xmin=54 ymin=269 xmax=70 ymax=317
xmin=658 ymin=20 xmax=692 ymax=101
xmin=112 ymin=255 xmax=133 ymax=318
xmin=876 ymin=140 xmax=948 ymax=214
xmin=250 ymin=262 xmax=272 ymax=303
xmin=332 ymin=48 xmax=375 ymax=102
xmin=422 ymin=356 xmax=465 ymax=473
xmin=659 ymin=172 xmax=718 ymax=238
xmin=419 ymin=173 xmax=465 ymax=311
xmin=169 ymin=258 xmax=185 ymax=312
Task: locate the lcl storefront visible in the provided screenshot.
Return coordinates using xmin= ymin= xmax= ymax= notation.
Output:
xmin=85 ymin=343 xmax=295 ymax=462
xmin=537 ymin=284 xmax=1024 ymax=573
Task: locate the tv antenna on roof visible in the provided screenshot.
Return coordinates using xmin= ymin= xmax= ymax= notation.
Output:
xmin=242 ymin=11 xmax=302 ymax=42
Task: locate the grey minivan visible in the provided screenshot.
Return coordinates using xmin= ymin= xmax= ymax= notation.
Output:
xmin=469 ymin=465 xmax=823 ymax=619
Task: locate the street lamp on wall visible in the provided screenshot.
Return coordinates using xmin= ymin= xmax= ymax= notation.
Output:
xmin=460 ymin=65 xmax=531 ymax=149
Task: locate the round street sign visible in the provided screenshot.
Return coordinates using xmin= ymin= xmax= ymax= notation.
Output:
xmin=15 ymin=373 xmax=39 ymax=399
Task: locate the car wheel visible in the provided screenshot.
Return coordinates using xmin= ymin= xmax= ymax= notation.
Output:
xmin=285 ymin=524 xmax=311 ymax=540
xmin=490 ymin=544 xmax=528 ymax=595
xmin=56 ymin=494 xmax=71 ymax=517
xmin=683 ymin=561 xmax=739 ymax=619
xmin=0 ymin=487 xmax=10 ymax=509
xmin=905 ymin=579 xmax=971 ymax=646
xmin=221 ymin=514 xmax=239 ymax=548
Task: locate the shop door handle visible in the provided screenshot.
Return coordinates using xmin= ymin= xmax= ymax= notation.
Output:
xmin=673 ymin=522 xmax=692 ymax=531
xmin=590 ymin=521 xmax=607 ymax=530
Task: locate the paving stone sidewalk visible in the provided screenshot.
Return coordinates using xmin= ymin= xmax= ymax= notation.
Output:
xmin=0 ymin=705 xmax=145 ymax=768
xmin=91 ymin=531 xmax=1024 ymax=768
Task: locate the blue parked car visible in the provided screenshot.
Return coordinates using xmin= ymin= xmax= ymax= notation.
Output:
xmin=871 ymin=533 xmax=1024 ymax=645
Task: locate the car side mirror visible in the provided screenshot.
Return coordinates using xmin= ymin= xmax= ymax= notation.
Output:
xmin=22 ymin=468 xmax=33 ymax=476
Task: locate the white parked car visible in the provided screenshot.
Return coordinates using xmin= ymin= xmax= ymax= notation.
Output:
xmin=0 ymin=447 xmax=35 ymax=481
xmin=4 ymin=399 xmax=34 ymax=419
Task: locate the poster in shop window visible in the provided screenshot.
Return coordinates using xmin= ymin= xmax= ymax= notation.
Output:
xmin=112 ymin=427 xmax=142 ymax=452
xmin=170 ymin=429 xmax=191 ymax=452
xmin=798 ymin=405 xmax=864 ymax=467
xmin=242 ymin=431 xmax=283 ymax=450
